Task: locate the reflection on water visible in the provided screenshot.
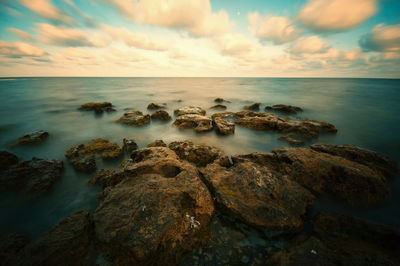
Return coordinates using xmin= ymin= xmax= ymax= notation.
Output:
xmin=0 ymin=77 xmax=399 ymax=236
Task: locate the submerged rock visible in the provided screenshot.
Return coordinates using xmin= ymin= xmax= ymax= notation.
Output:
xmin=201 ymin=157 xmax=314 ymax=232
xmin=151 ymin=110 xmax=171 ymax=121
xmin=18 ymin=130 xmax=49 ymax=144
xmin=214 ymin=98 xmax=225 ymax=103
xmin=243 ymin=102 xmax=260 ymax=111
xmin=122 ymin=138 xmax=138 ymax=153
xmin=0 ymin=157 xmax=63 ymax=197
xmin=0 ymin=151 xmax=18 ymax=170
xmin=65 ymin=138 xmax=122 ymax=172
xmin=147 ymin=140 xmax=167 ymax=147
xmin=213 ymin=117 xmax=235 ymax=135
xmin=310 ymin=143 xmax=399 ymax=180
xmin=173 ymin=114 xmax=213 ymax=132
xmin=79 ymin=102 xmax=115 ymax=113
xmin=93 ymin=147 xmax=214 ymax=265
xmin=174 ymin=106 xmax=206 ymax=116
xmin=210 ymin=104 xmax=227 ymax=111
xmin=272 ymin=147 xmax=390 ymax=206
xmin=168 ymin=140 xmax=222 ymax=167
xmin=265 ymin=104 xmax=303 ymax=114
xmin=278 ymin=135 xmax=304 ymax=146
xmin=116 ymin=111 xmax=150 ymax=126
xmin=147 ymin=103 xmax=165 ymax=110
xmin=0 ymin=232 xmax=30 ymax=265
xmin=7 ymin=211 xmax=94 ymax=266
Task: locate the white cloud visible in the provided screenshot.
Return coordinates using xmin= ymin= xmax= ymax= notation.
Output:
xmin=297 ymin=0 xmax=377 ymax=32
xmin=360 ymin=24 xmax=400 ymax=52
xmin=8 ymin=28 xmax=35 ymax=42
xmin=248 ymin=12 xmax=301 ymax=44
xmin=103 ymin=0 xmax=233 ymax=36
xmin=289 ymin=36 xmax=330 ymax=55
xmin=35 ymin=23 xmax=110 ymax=47
xmin=0 ymin=40 xmax=45 ymax=58
xmin=103 ymin=25 xmax=168 ymax=51
xmin=18 ymin=0 xmax=74 ymax=25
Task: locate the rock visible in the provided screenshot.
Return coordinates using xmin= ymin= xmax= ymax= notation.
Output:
xmin=88 ymin=168 xmax=122 ymax=189
xmin=210 ymin=104 xmax=227 ymax=111
xmin=66 ymin=138 xmax=122 ymax=172
xmin=310 ymin=143 xmax=399 ymax=180
xmin=79 ymin=102 xmax=115 ymax=113
xmin=0 ymin=232 xmax=30 ymax=264
xmin=201 ymin=157 xmax=314 ymax=232
xmin=18 ymin=130 xmax=49 ymax=144
xmin=0 ymin=158 xmax=63 ymax=197
xmin=243 ymin=103 xmax=260 ymax=111
xmin=116 ymin=111 xmax=150 ymax=126
xmin=211 ymin=111 xmax=235 ymax=120
xmin=213 ymin=117 xmax=235 ymax=135
xmin=278 ymin=135 xmax=304 ymax=145
xmin=168 ymin=140 xmax=222 ymax=167
xmin=93 ymin=147 xmax=214 ymax=265
xmin=265 ymin=104 xmax=303 ymax=114
xmin=147 ymin=140 xmax=167 ymax=147
xmin=214 ymin=98 xmax=225 ymax=103
xmin=174 ymin=106 xmax=206 ymax=116
xmin=8 ymin=211 xmax=94 ymax=266
xmin=147 ymin=103 xmax=165 ymax=110
xmin=151 ymin=110 xmax=171 ymax=121
xmin=272 ymin=147 xmax=390 ymax=206
xmin=0 ymin=151 xmax=18 ymax=170
xmin=173 ymin=114 xmax=213 ymax=132
xmin=123 ymin=138 xmax=138 ymax=153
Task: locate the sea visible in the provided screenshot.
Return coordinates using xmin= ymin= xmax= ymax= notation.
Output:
xmin=0 ymin=77 xmax=399 ymax=238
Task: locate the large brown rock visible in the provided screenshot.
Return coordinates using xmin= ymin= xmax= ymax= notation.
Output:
xmin=0 ymin=232 xmax=30 ymax=265
xmin=213 ymin=117 xmax=235 ymax=135
xmin=65 ymin=138 xmax=122 ymax=172
xmin=273 ymin=147 xmax=390 ymax=206
xmin=173 ymin=114 xmax=213 ymax=132
xmin=168 ymin=140 xmax=222 ymax=167
xmin=174 ymin=106 xmax=206 ymax=116
xmin=151 ymin=110 xmax=171 ymax=121
xmin=147 ymin=139 xmax=167 ymax=147
xmin=265 ymin=104 xmax=303 ymax=114
xmin=147 ymin=103 xmax=165 ymax=110
xmin=93 ymin=147 xmax=214 ymax=265
xmin=201 ymin=157 xmax=314 ymax=232
xmin=0 ymin=150 xmax=18 ymax=170
xmin=0 ymin=157 xmax=63 ymax=197
xmin=17 ymin=130 xmax=49 ymax=144
xmin=116 ymin=110 xmax=150 ymax=126
xmin=79 ymin=102 xmax=115 ymax=113
xmin=243 ymin=102 xmax=260 ymax=111
xmin=311 ymin=143 xmax=399 ymax=180
xmin=7 ymin=211 xmax=94 ymax=266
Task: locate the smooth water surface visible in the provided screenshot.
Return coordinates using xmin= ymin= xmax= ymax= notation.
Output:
xmin=0 ymin=77 xmax=399 ymax=236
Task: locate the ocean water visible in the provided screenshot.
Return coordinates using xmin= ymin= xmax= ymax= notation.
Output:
xmin=0 ymin=77 xmax=399 ymax=238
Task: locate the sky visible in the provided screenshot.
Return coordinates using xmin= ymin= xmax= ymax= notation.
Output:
xmin=0 ymin=0 xmax=399 ymax=77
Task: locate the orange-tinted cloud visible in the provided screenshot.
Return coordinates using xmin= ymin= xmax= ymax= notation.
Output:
xmin=360 ymin=24 xmax=400 ymax=52
xmin=0 ymin=40 xmax=45 ymax=58
xmin=18 ymin=0 xmax=74 ymax=25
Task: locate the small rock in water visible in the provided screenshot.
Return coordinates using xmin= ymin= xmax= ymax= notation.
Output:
xmin=151 ymin=110 xmax=171 ymax=121
xmin=243 ymin=103 xmax=260 ymax=111
xmin=265 ymin=104 xmax=303 ymax=114
xmin=278 ymin=135 xmax=304 ymax=146
xmin=116 ymin=110 xmax=150 ymax=126
xmin=210 ymin=104 xmax=227 ymax=110
xmin=0 ymin=150 xmax=19 ymax=170
xmin=213 ymin=117 xmax=235 ymax=135
xmin=173 ymin=114 xmax=213 ymax=132
xmin=174 ymin=106 xmax=206 ymax=116
xmin=123 ymin=138 xmax=138 ymax=153
xmin=147 ymin=140 xmax=167 ymax=147
xmin=18 ymin=130 xmax=49 ymax=144
xmin=79 ymin=102 xmax=115 ymax=113
xmin=147 ymin=103 xmax=165 ymax=110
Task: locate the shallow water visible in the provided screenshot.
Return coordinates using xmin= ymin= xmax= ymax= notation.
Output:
xmin=0 ymin=77 xmax=399 ymax=237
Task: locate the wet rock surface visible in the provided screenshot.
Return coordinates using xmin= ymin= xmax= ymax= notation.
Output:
xmin=0 ymin=150 xmax=18 ymax=170
xmin=93 ymin=146 xmax=214 ymax=265
xmin=0 ymin=156 xmax=63 ymax=197
xmin=278 ymin=135 xmax=304 ymax=146
xmin=147 ymin=103 xmax=165 ymax=110
xmin=201 ymin=156 xmax=314 ymax=231
xmin=65 ymin=138 xmax=122 ymax=172
xmin=173 ymin=114 xmax=213 ymax=132
xmin=116 ymin=110 xmax=151 ymax=126
xmin=17 ymin=130 xmax=49 ymax=144
xmin=168 ymin=140 xmax=222 ymax=167
xmin=79 ymin=102 xmax=115 ymax=113
xmin=147 ymin=139 xmax=167 ymax=147
xmin=210 ymin=104 xmax=227 ymax=111
xmin=213 ymin=117 xmax=235 ymax=135
xmin=174 ymin=106 xmax=206 ymax=116
xmin=272 ymin=147 xmax=391 ymax=206
xmin=122 ymin=138 xmax=138 ymax=153
xmin=243 ymin=102 xmax=260 ymax=111
xmin=4 ymin=211 xmax=95 ymax=266
xmin=265 ymin=104 xmax=303 ymax=114
xmin=151 ymin=110 xmax=172 ymax=120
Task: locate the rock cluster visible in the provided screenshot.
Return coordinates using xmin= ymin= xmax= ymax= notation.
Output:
xmin=79 ymin=102 xmax=115 ymax=113
xmin=65 ymin=138 xmax=122 ymax=171
xmin=116 ymin=110 xmax=151 ymax=126
xmin=17 ymin=130 xmax=49 ymax=144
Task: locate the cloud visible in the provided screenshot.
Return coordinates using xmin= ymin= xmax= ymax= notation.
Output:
xmin=63 ymin=0 xmax=98 ymax=27
xmin=103 ymin=25 xmax=168 ymax=51
xmin=8 ymin=28 xmax=35 ymax=42
xmin=35 ymin=23 xmax=110 ymax=47
xmin=103 ymin=0 xmax=233 ymax=36
xmin=297 ymin=0 xmax=377 ymax=32
xmin=17 ymin=0 xmax=74 ymax=25
xmin=248 ymin=12 xmax=301 ymax=44
xmin=360 ymin=24 xmax=400 ymax=52
xmin=0 ymin=40 xmax=45 ymax=58
xmin=289 ymin=36 xmax=330 ymax=55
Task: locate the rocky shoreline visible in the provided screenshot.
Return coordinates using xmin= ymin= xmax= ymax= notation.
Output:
xmin=0 ymin=100 xmax=399 ymax=265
